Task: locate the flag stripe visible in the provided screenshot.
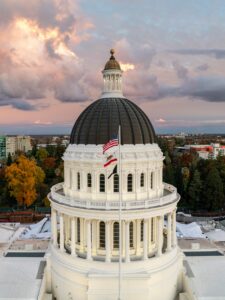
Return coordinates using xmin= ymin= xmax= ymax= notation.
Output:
xmin=103 ymin=138 xmax=118 ymax=153
xmin=104 ymin=158 xmax=117 ymax=168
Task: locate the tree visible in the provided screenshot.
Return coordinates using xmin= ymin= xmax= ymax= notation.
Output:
xmin=203 ymin=167 xmax=224 ymax=211
xmin=36 ymin=148 xmax=48 ymax=163
xmin=7 ymin=153 xmax=12 ymax=166
xmin=188 ymin=170 xmax=202 ymax=210
xmin=5 ymin=155 xmax=45 ymax=207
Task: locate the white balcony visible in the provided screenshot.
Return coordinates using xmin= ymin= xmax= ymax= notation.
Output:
xmin=50 ymin=182 xmax=179 ymax=210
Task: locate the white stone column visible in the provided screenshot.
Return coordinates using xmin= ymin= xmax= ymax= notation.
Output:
xmin=106 ymin=221 xmax=111 ymax=262
xmin=125 ymin=221 xmax=130 ymax=263
xmin=92 ymin=220 xmax=97 ymax=256
xmin=52 ymin=209 xmax=58 ymax=247
xmin=86 ymin=220 xmax=92 ymax=260
xmin=172 ymin=210 xmax=177 ymax=247
xmin=143 ymin=219 xmax=148 ymax=260
xmin=122 ymin=221 xmax=126 ymax=258
xmin=156 ymin=216 xmax=163 ymax=257
xmin=80 ymin=218 xmax=84 ymax=252
xmin=71 ymin=217 xmax=76 ymax=256
xmin=59 ymin=214 xmax=64 ymax=252
xmin=136 ymin=219 xmax=141 ymax=256
xmin=166 ymin=213 xmax=172 ymax=252
xmin=148 ymin=218 xmax=152 ymax=251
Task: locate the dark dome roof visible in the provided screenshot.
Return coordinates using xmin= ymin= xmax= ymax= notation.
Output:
xmin=70 ymin=98 xmax=155 ymax=145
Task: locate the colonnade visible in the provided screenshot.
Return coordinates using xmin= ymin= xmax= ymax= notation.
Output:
xmin=51 ymin=209 xmax=177 ymax=262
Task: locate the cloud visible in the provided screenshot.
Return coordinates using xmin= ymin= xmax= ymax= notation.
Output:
xmin=195 ymin=63 xmax=209 ymax=72
xmin=169 ymin=49 xmax=225 ymax=59
xmin=155 ymin=118 xmax=166 ymax=123
xmin=158 ymin=76 xmax=225 ymax=103
xmin=172 ymin=60 xmax=189 ymax=80
xmin=0 ymin=0 xmax=96 ymax=110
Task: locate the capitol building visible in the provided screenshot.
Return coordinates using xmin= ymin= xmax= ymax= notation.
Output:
xmin=47 ymin=50 xmax=183 ymax=300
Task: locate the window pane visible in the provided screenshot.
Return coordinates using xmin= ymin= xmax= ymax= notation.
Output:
xmin=114 ymin=174 xmax=119 ymax=192
xmin=99 ymin=222 xmax=105 ymax=248
xmin=130 ymin=222 xmax=133 ymax=248
xmin=113 ymin=222 xmax=120 ymax=249
xmin=127 ymin=174 xmax=133 ymax=192
xmin=100 ymin=174 xmax=105 ymax=192
xmin=140 ymin=220 xmax=144 ymax=242
xmin=87 ymin=173 xmax=92 ymax=188
xmin=77 ymin=172 xmax=80 ymax=190
xmin=140 ymin=173 xmax=144 ymax=187
xmin=77 ymin=218 xmax=80 ymax=244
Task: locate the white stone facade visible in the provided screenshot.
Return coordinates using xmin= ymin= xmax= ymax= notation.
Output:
xmin=48 ymin=143 xmax=183 ymax=300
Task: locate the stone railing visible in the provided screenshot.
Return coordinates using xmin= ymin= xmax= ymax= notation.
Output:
xmin=50 ymin=182 xmax=179 ymax=210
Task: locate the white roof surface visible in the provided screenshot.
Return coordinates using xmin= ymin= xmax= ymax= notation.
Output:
xmin=205 ymin=229 xmax=225 ymax=241
xmin=185 ymin=255 xmax=225 ymax=299
xmin=176 ymin=222 xmax=206 ymax=239
xmin=0 ymin=256 xmax=43 ymax=299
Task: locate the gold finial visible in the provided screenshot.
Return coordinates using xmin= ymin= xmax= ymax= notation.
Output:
xmin=110 ymin=49 xmax=115 ymax=56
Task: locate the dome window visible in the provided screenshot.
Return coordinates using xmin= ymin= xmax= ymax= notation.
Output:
xmin=113 ymin=222 xmax=119 ymax=249
xmin=140 ymin=173 xmax=144 ymax=187
xmin=100 ymin=174 xmax=105 ymax=192
xmin=87 ymin=173 xmax=92 ymax=188
xmin=99 ymin=222 xmax=105 ymax=249
xmin=77 ymin=172 xmax=80 ymax=190
xmin=127 ymin=174 xmax=133 ymax=192
xmin=114 ymin=174 xmax=119 ymax=192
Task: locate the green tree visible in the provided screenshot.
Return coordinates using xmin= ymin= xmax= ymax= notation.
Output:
xmin=188 ymin=170 xmax=202 ymax=210
xmin=203 ymin=167 xmax=224 ymax=211
xmin=7 ymin=153 xmax=12 ymax=166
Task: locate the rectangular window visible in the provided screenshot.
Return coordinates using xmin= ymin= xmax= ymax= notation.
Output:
xmin=87 ymin=173 xmax=92 ymax=188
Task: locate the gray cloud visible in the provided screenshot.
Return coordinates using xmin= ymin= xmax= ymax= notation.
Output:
xmin=172 ymin=60 xmax=189 ymax=80
xmin=169 ymin=49 xmax=225 ymax=59
xmin=195 ymin=63 xmax=209 ymax=72
xmin=158 ymin=76 xmax=225 ymax=102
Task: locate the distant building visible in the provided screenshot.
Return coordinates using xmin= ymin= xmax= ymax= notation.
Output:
xmin=0 ymin=136 xmax=6 ymax=160
xmin=0 ymin=136 xmax=32 ymax=160
xmin=175 ymin=143 xmax=225 ymax=159
xmin=16 ymin=136 xmax=32 ymax=153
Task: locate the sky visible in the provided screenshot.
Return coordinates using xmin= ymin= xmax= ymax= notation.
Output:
xmin=1 ymin=0 xmax=225 ymax=134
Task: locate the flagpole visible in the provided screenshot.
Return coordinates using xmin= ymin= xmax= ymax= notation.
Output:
xmin=118 ymin=125 xmax=122 ymax=300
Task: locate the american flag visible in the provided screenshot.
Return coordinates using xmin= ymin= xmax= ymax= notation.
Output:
xmin=103 ymin=136 xmax=118 ymax=154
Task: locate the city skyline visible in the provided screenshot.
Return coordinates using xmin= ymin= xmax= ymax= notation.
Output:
xmin=1 ymin=0 xmax=225 ymax=134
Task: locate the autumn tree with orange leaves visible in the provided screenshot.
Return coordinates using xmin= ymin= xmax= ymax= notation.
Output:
xmin=5 ymin=155 xmax=45 ymax=207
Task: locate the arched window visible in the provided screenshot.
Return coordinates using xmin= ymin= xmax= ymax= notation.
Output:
xmin=127 ymin=174 xmax=133 ymax=192
xmin=151 ymin=172 xmax=154 ymax=189
xmin=77 ymin=172 xmax=80 ymax=190
xmin=87 ymin=173 xmax=92 ymax=188
xmin=100 ymin=174 xmax=105 ymax=192
xmin=140 ymin=220 xmax=144 ymax=242
xmin=130 ymin=222 xmax=134 ymax=248
xmin=99 ymin=222 xmax=105 ymax=248
xmin=77 ymin=218 xmax=80 ymax=244
xmin=113 ymin=222 xmax=119 ymax=249
xmin=114 ymin=174 xmax=119 ymax=192
xmin=140 ymin=173 xmax=144 ymax=187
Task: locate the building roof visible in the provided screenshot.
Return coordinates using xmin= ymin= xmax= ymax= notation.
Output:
xmin=70 ymin=97 xmax=156 ymax=145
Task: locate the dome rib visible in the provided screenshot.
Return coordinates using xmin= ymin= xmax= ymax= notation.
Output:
xmin=70 ymin=98 xmax=156 ymax=145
